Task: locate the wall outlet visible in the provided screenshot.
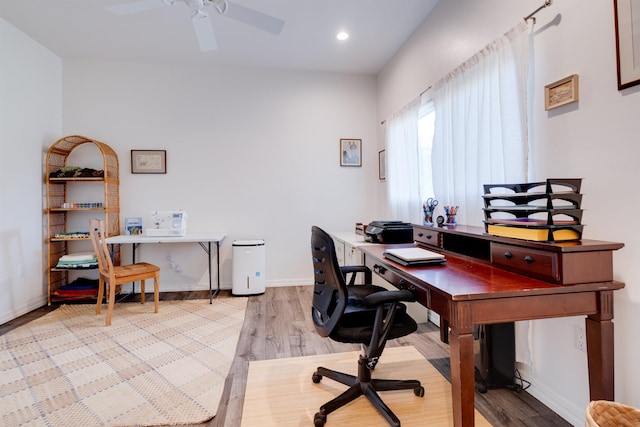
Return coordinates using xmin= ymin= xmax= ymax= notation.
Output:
xmin=574 ymin=324 xmax=586 ymax=352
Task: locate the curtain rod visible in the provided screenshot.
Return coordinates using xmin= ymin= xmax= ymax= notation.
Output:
xmin=380 ymin=85 xmax=432 ymax=125
xmin=524 ymin=0 xmax=552 ymax=24
xmin=382 ymin=1 xmax=550 ymax=127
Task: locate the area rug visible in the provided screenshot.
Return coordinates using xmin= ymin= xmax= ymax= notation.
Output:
xmin=0 ymin=297 xmax=248 ymax=427
xmin=241 ymin=345 xmax=492 ymax=426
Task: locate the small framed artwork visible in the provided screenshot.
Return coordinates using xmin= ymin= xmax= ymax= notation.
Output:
xmin=544 ymin=74 xmax=579 ymax=110
xmin=340 ymin=138 xmax=362 ymax=167
xmin=131 ymin=150 xmax=166 ymax=174
xmin=378 ymin=150 xmax=386 ymax=180
xmin=614 ymin=0 xmax=640 ymax=90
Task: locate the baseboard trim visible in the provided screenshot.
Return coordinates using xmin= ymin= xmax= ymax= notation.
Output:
xmin=517 ymin=364 xmax=584 ymax=426
xmin=118 ymin=278 xmax=314 ymax=294
xmin=0 ymin=297 xmax=48 ymax=325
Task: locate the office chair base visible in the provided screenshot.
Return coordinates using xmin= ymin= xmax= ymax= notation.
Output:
xmin=312 ymin=357 xmax=423 ymax=427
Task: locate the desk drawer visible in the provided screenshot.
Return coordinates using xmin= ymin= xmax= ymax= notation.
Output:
xmin=491 ymin=242 xmax=560 ymax=283
xmin=413 ymin=227 xmax=440 ymax=248
xmin=368 ymin=260 xmax=430 ymax=307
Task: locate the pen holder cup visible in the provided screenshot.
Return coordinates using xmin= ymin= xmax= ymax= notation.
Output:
xmin=446 ymin=214 xmax=457 ymax=225
xmin=423 ymin=209 xmax=434 ymax=225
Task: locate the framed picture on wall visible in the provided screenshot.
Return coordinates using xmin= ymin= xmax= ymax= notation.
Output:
xmin=340 ymin=138 xmax=362 ymax=167
xmin=544 ymin=74 xmax=579 ymax=110
xmin=378 ymin=150 xmax=386 ymax=180
xmin=614 ymin=0 xmax=640 ymax=90
xmin=131 ymin=150 xmax=166 ymax=174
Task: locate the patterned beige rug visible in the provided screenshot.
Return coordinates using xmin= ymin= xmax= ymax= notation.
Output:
xmin=0 ymin=297 xmax=248 ymax=427
xmin=242 ymin=345 xmax=492 ymax=426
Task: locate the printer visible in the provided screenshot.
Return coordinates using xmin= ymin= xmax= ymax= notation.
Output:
xmin=364 ymin=221 xmax=414 ymax=244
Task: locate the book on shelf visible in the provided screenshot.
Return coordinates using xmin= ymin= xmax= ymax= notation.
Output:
xmin=125 ymin=217 xmax=143 ymax=235
xmin=486 ymin=224 xmax=581 ymax=242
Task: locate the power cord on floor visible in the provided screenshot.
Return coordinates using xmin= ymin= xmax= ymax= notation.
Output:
xmin=509 ymin=368 xmax=531 ymax=392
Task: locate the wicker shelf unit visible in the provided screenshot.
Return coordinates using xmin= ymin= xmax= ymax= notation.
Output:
xmin=45 ymin=135 xmax=120 ymax=304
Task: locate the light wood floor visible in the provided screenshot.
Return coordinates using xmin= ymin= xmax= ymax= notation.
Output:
xmin=1 ymin=286 xmax=572 ymax=427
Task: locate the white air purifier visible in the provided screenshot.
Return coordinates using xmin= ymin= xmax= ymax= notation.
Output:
xmin=232 ymin=239 xmax=266 ymax=296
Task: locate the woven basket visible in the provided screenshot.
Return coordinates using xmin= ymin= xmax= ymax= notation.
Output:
xmin=585 ymin=400 xmax=640 ymax=427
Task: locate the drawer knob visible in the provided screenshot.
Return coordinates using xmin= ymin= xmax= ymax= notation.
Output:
xmin=426 ymin=235 xmax=432 ymax=240
xmin=418 ymin=233 xmax=424 ymax=237
xmin=373 ymin=264 xmax=387 ymax=274
xmin=524 ymin=255 xmax=534 ymax=263
xmin=504 ymin=251 xmax=513 ymax=259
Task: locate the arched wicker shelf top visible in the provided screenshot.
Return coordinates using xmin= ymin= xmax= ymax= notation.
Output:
xmin=46 ymin=135 xmax=119 ymax=180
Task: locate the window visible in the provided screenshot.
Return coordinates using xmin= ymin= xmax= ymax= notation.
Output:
xmin=386 ymin=23 xmax=530 ymax=226
xmin=417 ymin=101 xmax=435 ymax=203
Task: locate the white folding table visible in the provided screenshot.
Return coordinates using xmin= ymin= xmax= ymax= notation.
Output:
xmin=105 ymin=232 xmax=226 ymax=303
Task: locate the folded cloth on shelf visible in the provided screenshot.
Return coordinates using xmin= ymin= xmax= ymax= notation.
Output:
xmin=52 ymin=289 xmax=98 ymax=296
xmin=55 ymin=232 xmax=90 ymax=239
xmin=57 ymin=259 xmax=97 ymax=265
xmin=59 ymin=277 xmax=99 ymax=290
xmin=58 ymin=252 xmax=97 ymax=262
xmin=55 ymin=262 xmax=98 ymax=269
xmin=56 ymin=252 xmax=98 ymax=268
xmin=52 ymin=278 xmax=99 ymax=299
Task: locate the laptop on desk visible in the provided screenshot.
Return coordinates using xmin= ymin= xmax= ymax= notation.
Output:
xmin=383 ymin=247 xmax=446 ymax=266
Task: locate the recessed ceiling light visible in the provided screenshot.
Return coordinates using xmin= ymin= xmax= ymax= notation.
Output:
xmin=336 ymin=32 xmax=349 ymax=41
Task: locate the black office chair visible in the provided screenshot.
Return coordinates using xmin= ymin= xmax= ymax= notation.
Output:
xmin=309 ymin=226 xmax=424 ymax=427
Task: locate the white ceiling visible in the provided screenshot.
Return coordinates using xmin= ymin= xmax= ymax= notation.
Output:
xmin=0 ymin=0 xmax=440 ymax=75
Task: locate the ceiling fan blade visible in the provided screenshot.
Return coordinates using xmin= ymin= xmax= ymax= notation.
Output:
xmin=105 ymin=0 xmax=168 ymax=15
xmin=224 ymin=1 xmax=284 ymax=35
xmin=192 ymin=14 xmax=218 ymax=51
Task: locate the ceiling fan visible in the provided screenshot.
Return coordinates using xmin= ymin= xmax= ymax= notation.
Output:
xmin=105 ymin=0 xmax=285 ymax=52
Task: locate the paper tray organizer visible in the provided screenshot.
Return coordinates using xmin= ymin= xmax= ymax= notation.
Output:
xmin=482 ymin=178 xmax=583 ymax=242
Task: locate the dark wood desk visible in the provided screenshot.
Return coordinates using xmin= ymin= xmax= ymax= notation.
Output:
xmin=359 ymin=227 xmax=624 ymax=427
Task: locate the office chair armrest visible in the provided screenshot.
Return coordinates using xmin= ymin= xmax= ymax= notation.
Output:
xmin=340 ymin=265 xmax=372 ymax=285
xmin=361 ymin=289 xmax=416 ymax=307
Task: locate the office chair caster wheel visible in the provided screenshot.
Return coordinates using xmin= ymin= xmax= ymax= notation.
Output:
xmin=312 ymin=372 xmax=322 ymax=383
xmin=414 ymin=386 xmax=425 ymax=397
xmin=314 ymin=412 xmax=326 ymax=426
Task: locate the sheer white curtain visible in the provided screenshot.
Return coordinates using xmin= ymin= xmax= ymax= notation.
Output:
xmin=384 ymin=97 xmax=421 ymax=224
xmin=432 ymin=22 xmax=531 ymax=227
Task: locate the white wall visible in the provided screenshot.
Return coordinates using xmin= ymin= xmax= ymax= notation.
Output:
xmin=61 ymin=60 xmax=378 ymax=292
xmin=5 ymin=3 xmax=639 ymax=423
xmin=0 ymin=18 xmax=62 ymax=323
xmin=377 ymin=1 xmax=640 ymax=425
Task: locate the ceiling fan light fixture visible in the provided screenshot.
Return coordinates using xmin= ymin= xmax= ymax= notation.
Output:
xmin=191 ymin=8 xmax=208 ymax=19
xmin=105 ymin=0 xmax=284 ymax=52
xmin=336 ymin=31 xmax=349 ymax=41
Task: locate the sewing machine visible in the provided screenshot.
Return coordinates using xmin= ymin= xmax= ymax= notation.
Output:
xmin=145 ymin=210 xmax=187 ymax=237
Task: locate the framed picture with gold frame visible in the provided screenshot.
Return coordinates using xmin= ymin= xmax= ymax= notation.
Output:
xmin=340 ymin=139 xmax=361 ymax=167
xmin=544 ymin=74 xmax=579 ymax=110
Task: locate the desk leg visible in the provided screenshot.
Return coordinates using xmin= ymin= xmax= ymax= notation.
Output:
xmin=108 ymin=243 xmax=135 ymax=302
xmin=208 ymin=242 xmax=213 ymax=303
xmin=586 ymin=290 xmax=615 ymax=401
xmin=215 ymin=241 xmax=220 ymax=299
xmin=449 ymin=303 xmax=475 ymax=427
xmin=198 ymin=241 xmax=220 ymax=304
xmin=131 ymin=243 xmax=137 ymax=295
xmin=440 ymin=318 xmax=450 ymax=344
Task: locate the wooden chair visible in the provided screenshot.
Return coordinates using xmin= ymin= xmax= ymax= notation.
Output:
xmin=89 ymin=218 xmax=160 ymax=326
